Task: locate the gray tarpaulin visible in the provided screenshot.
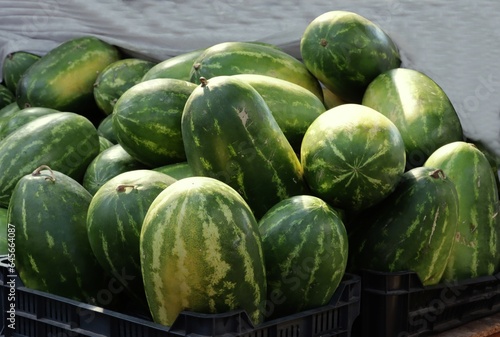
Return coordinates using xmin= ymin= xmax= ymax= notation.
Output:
xmin=1 ymin=0 xmax=499 ymax=155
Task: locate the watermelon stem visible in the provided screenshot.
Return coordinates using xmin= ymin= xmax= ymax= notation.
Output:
xmin=116 ymin=184 xmax=136 ymax=192
xmin=200 ymin=77 xmax=208 ymax=87
xmin=32 ymin=165 xmax=56 ymax=182
xmin=429 ymin=169 xmax=446 ymax=180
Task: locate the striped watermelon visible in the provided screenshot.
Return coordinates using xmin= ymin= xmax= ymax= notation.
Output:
xmin=300 ymin=10 xmax=401 ymax=103
xmin=93 ymin=58 xmax=156 ymax=115
xmin=258 ymin=195 xmax=348 ymax=320
xmin=0 ymin=207 xmax=7 ymax=255
xmin=2 ymin=51 xmax=41 ymax=93
xmin=153 ymin=161 xmax=194 ymax=180
xmin=230 ymin=74 xmax=327 ymax=153
xmin=424 ymin=141 xmax=500 ymax=281
xmin=0 ymin=84 xmax=14 ymax=109
xmin=16 ymin=36 xmax=121 ymax=117
xmin=0 ymin=102 xmax=20 ymax=119
xmin=141 ymin=48 xmax=205 ymax=82
xmin=7 ymin=166 xmax=109 ymax=303
xmin=113 ymin=78 xmax=197 ymax=167
xmin=82 ymin=144 xmax=148 ymax=195
xmin=97 ymin=114 xmax=118 ymax=144
xmin=189 ymin=41 xmax=324 ymax=100
xmin=0 ymin=106 xmax=59 ymax=141
xmin=301 ymin=103 xmax=406 ymax=212
xmin=362 ymin=68 xmax=464 ymax=169
xmin=348 ymin=166 xmax=459 ymax=286
xmin=98 ymin=136 xmax=114 ymax=152
xmin=182 ymin=75 xmax=307 ymax=219
xmin=87 ymin=169 xmax=177 ymax=312
xmin=140 ymin=176 xmax=267 ymax=326
xmin=0 ymin=112 xmax=100 ymax=208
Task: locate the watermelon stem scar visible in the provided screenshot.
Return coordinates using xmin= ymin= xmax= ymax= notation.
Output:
xmin=32 ymin=164 xmax=56 ymax=183
xmin=429 ymin=169 xmax=446 ymax=180
xmin=116 ymin=184 xmax=136 ymax=192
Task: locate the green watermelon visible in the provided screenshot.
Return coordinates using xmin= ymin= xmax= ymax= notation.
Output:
xmin=424 ymin=141 xmax=500 ymax=281
xmin=16 ymin=36 xmax=121 ymax=118
xmin=98 ymin=136 xmax=114 ymax=152
xmin=230 ymin=74 xmax=327 ymax=153
xmin=0 ymin=106 xmax=59 ymax=141
xmin=93 ymin=58 xmax=156 ymax=115
xmin=258 ymin=195 xmax=348 ymax=320
xmin=140 ymin=176 xmax=267 ymax=326
xmin=182 ymin=75 xmax=307 ymax=219
xmin=189 ymin=41 xmax=323 ymax=100
xmin=97 ymin=113 xmax=118 ymax=144
xmin=0 ymin=207 xmax=7 ymax=255
xmin=348 ymin=166 xmax=459 ymax=286
xmin=0 ymin=83 xmax=15 ymax=109
xmin=82 ymin=144 xmax=149 ymax=195
xmin=2 ymin=51 xmax=41 ymax=93
xmin=0 ymin=112 xmax=100 ymax=208
xmin=8 ymin=166 xmax=109 ymax=303
xmin=300 ymin=10 xmax=401 ymax=103
xmin=141 ymin=48 xmax=205 ymax=82
xmin=301 ymin=103 xmax=406 ymax=212
xmin=153 ymin=161 xmax=194 ymax=180
xmin=87 ymin=169 xmax=177 ymax=312
xmin=362 ymin=68 xmax=464 ymax=169
xmin=113 ymin=78 xmax=197 ymax=167
xmin=0 ymin=102 xmax=20 ymax=119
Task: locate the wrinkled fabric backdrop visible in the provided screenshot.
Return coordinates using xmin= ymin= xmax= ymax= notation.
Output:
xmin=1 ymin=0 xmax=499 ymax=155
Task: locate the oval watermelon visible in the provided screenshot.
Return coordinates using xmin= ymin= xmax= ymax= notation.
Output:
xmin=301 ymin=103 xmax=406 ymax=212
xmin=141 ymin=48 xmax=205 ymax=82
xmin=0 ymin=112 xmax=100 ymax=208
xmin=424 ymin=141 xmax=500 ymax=281
xmin=87 ymin=169 xmax=177 ymax=312
xmin=300 ymin=10 xmax=401 ymax=103
xmin=113 ymin=78 xmax=197 ymax=167
xmin=182 ymin=75 xmax=307 ymax=219
xmin=16 ymin=35 xmax=121 ymax=117
xmin=82 ymin=144 xmax=149 ymax=195
xmin=140 ymin=176 xmax=267 ymax=326
xmin=2 ymin=51 xmax=41 ymax=93
xmin=0 ymin=106 xmax=59 ymax=141
xmin=348 ymin=166 xmax=459 ymax=286
xmin=258 ymin=195 xmax=348 ymax=320
xmin=93 ymin=58 xmax=156 ymax=115
xmin=362 ymin=68 xmax=464 ymax=169
xmin=8 ymin=166 xmax=109 ymax=303
xmin=153 ymin=161 xmax=194 ymax=180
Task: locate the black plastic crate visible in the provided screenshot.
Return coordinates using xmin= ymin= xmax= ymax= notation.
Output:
xmin=0 ymin=255 xmax=360 ymax=337
xmin=352 ymin=269 xmax=500 ymax=337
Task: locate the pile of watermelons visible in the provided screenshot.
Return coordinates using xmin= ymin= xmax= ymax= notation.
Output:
xmin=1 ymin=10 xmax=499 ymax=327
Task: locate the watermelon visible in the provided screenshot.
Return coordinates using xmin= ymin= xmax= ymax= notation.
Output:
xmin=0 ymin=83 xmax=15 ymax=109
xmin=362 ymin=68 xmax=464 ymax=169
xmin=301 ymin=103 xmax=406 ymax=212
xmin=113 ymin=78 xmax=197 ymax=167
xmin=0 ymin=207 xmax=7 ymax=255
xmin=2 ymin=51 xmax=41 ymax=93
xmin=99 ymin=136 xmax=114 ymax=152
xmin=7 ymin=166 xmax=109 ymax=303
xmin=347 ymin=166 xmax=459 ymax=286
xmin=93 ymin=58 xmax=156 ymax=115
xmin=141 ymin=48 xmax=205 ymax=82
xmin=0 ymin=102 xmax=20 ymax=119
xmin=153 ymin=161 xmax=194 ymax=180
xmin=0 ymin=106 xmax=59 ymax=141
xmin=82 ymin=144 xmax=149 ymax=195
xmin=87 ymin=169 xmax=177 ymax=312
xmin=16 ymin=36 xmax=121 ymax=117
xmin=182 ymin=75 xmax=307 ymax=219
xmin=0 ymin=112 xmax=100 ymax=208
xmin=140 ymin=176 xmax=267 ymax=326
xmin=424 ymin=141 xmax=500 ymax=281
xmin=189 ymin=41 xmax=324 ymax=100
xmin=258 ymin=195 xmax=348 ymax=320
xmin=230 ymin=74 xmax=327 ymax=153
xmin=97 ymin=113 xmax=118 ymax=144
xmin=300 ymin=10 xmax=401 ymax=103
